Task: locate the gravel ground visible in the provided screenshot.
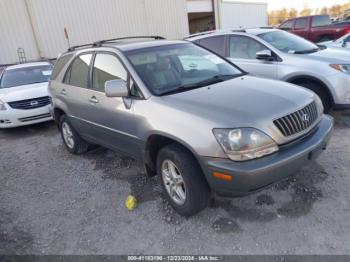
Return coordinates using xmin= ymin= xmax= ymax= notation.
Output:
xmin=0 ymin=111 xmax=350 ymax=255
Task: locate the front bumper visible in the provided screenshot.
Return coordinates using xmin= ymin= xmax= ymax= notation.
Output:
xmin=201 ymin=115 xmax=334 ymax=197
xmin=0 ymin=105 xmax=53 ymax=128
xmin=327 ymin=73 xmax=350 ymax=107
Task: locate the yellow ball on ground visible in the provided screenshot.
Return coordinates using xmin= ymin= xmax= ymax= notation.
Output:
xmin=125 ymin=195 xmax=137 ymax=211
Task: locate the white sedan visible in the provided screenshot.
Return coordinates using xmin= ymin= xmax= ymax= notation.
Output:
xmin=0 ymin=62 xmax=53 ymax=128
xmin=319 ymin=33 xmax=350 ymax=49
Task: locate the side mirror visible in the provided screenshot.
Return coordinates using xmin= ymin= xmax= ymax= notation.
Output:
xmin=105 ymin=79 xmax=128 ymax=97
xmin=256 ymin=49 xmax=273 ymax=61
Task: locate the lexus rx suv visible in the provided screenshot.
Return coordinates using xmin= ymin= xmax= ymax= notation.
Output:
xmin=0 ymin=62 xmax=53 ymax=128
xmin=49 ymin=36 xmax=333 ymax=216
xmin=187 ymin=28 xmax=350 ymax=112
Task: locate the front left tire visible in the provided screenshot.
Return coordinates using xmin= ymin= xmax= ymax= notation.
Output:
xmin=59 ymin=114 xmax=89 ymax=154
xmin=157 ymin=144 xmax=210 ymax=217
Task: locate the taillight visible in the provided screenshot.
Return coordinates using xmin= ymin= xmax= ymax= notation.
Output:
xmin=344 ymin=27 xmax=350 ymax=35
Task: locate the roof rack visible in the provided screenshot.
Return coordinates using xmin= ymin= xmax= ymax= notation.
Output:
xmin=93 ymin=35 xmax=165 ymax=47
xmin=184 ymin=30 xmax=215 ymax=39
xmin=67 ymin=35 xmax=165 ymax=52
xmin=232 ymin=29 xmax=246 ymax=32
xmin=67 ymin=43 xmax=96 ymax=52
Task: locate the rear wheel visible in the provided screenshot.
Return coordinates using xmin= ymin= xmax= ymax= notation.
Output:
xmin=157 ymin=144 xmax=210 ymax=217
xmin=59 ymin=115 xmax=89 ymax=154
xmin=297 ymin=81 xmax=332 ymax=113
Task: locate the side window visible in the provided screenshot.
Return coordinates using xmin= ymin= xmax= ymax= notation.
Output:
xmin=229 ymin=36 xmax=266 ymax=60
xmin=343 ymin=35 xmax=350 ymax=47
xmin=295 ymin=18 xmax=308 ymax=29
xmin=51 ymin=54 xmax=73 ymax=80
xmin=92 ymin=53 xmax=127 ymax=92
xmin=312 ymin=16 xmax=331 ymax=27
xmin=129 ymin=78 xmax=142 ymax=98
xmin=65 ymin=54 xmax=92 ymax=88
xmin=280 ymin=20 xmax=293 ymax=31
xmin=199 ymin=36 xmax=226 ymax=56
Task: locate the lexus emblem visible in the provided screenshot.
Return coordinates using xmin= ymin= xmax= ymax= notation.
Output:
xmin=301 ymin=113 xmax=310 ymax=122
xmin=30 ymin=101 xmax=39 ymax=106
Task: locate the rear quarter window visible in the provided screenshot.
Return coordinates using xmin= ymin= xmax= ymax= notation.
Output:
xmin=312 ymin=16 xmax=331 ymax=27
xmin=51 ymin=54 xmax=73 ymax=80
xmin=198 ymin=36 xmax=226 ymax=56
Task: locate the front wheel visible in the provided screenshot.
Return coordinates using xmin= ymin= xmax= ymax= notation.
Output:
xmin=297 ymin=82 xmax=332 ymax=113
xmin=157 ymin=144 xmax=210 ymax=217
xmin=59 ymin=115 xmax=89 ymax=154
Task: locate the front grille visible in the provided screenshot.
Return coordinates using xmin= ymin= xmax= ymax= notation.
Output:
xmin=274 ymin=101 xmax=319 ymax=137
xmin=8 ymin=96 xmax=50 ymax=110
xmin=18 ymin=113 xmax=51 ymax=122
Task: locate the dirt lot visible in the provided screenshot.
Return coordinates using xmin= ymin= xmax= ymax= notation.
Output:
xmin=0 ymin=111 xmax=350 ymax=255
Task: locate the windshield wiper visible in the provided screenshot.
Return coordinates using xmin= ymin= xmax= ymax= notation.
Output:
xmin=294 ymin=48 xmax=320 ymax=54
xmin=159 ymin=74 xmax=236 ymax=96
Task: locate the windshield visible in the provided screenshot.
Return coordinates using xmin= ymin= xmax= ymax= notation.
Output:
xmin=0 ymin=65 xmax=53 ymax=88
xmin=259 ymin=30 xmax=319 ymax=54
xmin=125 ymin=44 xmax=244 ymax=96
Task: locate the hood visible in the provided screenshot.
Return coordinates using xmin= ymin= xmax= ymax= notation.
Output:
xmin=159 ymin=75 xmax=315 ymax=128
xmin=305 ymin=47 xmax=350 ymax=63
xmin=0 ymin=82 xmax=49 ymax=102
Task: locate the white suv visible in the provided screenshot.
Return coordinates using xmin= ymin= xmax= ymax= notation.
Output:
xmin=0 ymin=62 xmax=53 ymax=128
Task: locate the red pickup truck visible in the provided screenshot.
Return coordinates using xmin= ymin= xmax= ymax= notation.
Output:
xmin=279 ymin=15 xmax=350 ymax=43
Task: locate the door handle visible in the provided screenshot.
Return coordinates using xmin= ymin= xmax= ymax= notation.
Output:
xmin=88 ymin=96 xmax=99 ymax=104
xmin=60 ymin=89 xmax=67 ymax=96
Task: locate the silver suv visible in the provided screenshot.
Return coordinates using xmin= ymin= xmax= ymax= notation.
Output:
xmin=49 ymin=36 xmax=333 ymax=216
xmin=187 ymin=28 xmax=350 ymax=112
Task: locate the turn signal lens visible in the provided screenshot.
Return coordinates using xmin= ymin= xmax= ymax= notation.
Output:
xmin=212 ymin=172 xmax=232 ymax=181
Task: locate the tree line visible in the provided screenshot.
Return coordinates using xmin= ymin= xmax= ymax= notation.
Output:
xmin=268 ymin=2 xmax=350 ymax=26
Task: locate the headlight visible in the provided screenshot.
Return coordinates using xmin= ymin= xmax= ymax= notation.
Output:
xmin=0 ymin=100 xmax=6 ymax=111
xmin=330 ymin=64 xmax=350 ymax=73
xmin=213 ymin=128 xmax=279 ymax=161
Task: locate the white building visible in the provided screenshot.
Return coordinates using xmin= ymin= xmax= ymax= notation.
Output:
xmin=1 ymin=0 xmax=267 ymax=65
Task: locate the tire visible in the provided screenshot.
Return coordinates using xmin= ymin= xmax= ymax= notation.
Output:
xmin=157 ymin=144 xmax=210 ymax=217
xmin=297 ymin=81 xmax=332 ymax=113
xmin=59 ymin=114 xmax=89 ymax=154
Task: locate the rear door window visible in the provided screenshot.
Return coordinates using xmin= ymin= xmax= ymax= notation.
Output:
xmin=92 ymin=53 xmax=127 ymax=92
xmin=198 ymin=36 xmax=226 ymax=56
xmin=295 ymin=18 xmax=308 ymax=29
xmin=65 ymin=54 xmax=92 ymax=88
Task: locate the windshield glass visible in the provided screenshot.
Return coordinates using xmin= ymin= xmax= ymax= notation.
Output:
xmin=1 ymin=65 xmax=53 ymax=88
xmin=259 ymin=30 xmax=319 ymax=54
xmin=125 ymin=44 xmax=244 ymax=96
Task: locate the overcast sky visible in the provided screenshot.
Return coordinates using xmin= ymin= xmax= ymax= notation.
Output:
xmin=226 ymin=0 xmax=350 ymax=11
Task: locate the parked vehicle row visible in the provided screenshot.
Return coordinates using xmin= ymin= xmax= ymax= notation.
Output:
xmin=48 ymin=35 xmax=333 ymax=216
xmin=4 ymin=27 xmax=350 ymax=216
